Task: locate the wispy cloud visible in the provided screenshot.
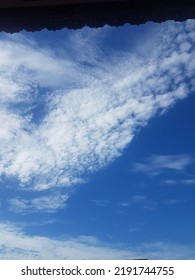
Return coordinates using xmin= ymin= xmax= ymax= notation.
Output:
xmin=132 ymin=154 xmax=192 ymax=176
xmin=128 ymin=227 xmax=138 ymax=233
xmin=118 ymin=196 xmax=157 ymax=210
xmin=131 ymin=195 xmax=157 ymax=210
xmin=118 ymin=202 xmax=131 ymax=207
xmin=164 ymin=199 xmax=187 ymax=205
xmin=163 ymin=179 xmax=195 ymax=185
xmin=0 ymin=20 xmax=194 ymax=210
xmin=8 ymin=193 xmax=69 ymax=213
xmin=92 ymin=200 xmax=109 ymax=207
xmin=132 ymin=195 xmax=147 ymax=203
xmin=0 ymin=222 xmax=194 ymax=259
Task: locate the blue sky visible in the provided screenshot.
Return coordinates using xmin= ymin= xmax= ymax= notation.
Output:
xmin=0 ymin=19 xmax=195 ymax=259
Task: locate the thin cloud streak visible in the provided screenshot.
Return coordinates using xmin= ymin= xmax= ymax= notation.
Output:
xmin=132 ymin=154 xmax=192 ymax=176
xmin=0 ymin=222 xmax=194 ymax=260
xmin=163 ymin=179 xmax=195 ymax=185
xmin=164 ymin=199 xmax=187 ymax=205
xmin=8 ymin=193 xmax=69 ymax=213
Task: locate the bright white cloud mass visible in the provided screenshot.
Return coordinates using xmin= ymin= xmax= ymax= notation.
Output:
xmin=0 ymin=20 xmax=194 ymax=212
xmin=0 ymin=19 xmax=195 ymax=260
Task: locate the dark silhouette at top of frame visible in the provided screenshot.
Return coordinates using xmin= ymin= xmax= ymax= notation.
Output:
xmin=0 ymin=0 xmax=195 ymax=33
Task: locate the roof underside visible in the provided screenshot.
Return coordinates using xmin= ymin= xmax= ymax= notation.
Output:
xmin=0 ymin=0 xmax=195 ymax=32
xmin=0 ymin=0 xmax=118 ymax=8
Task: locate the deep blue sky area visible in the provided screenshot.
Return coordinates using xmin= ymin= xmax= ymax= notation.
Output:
xmin=44 ymin=91 xmax=195 ymax=244
xmin=0 ymin=20 xmax=195 ymax=259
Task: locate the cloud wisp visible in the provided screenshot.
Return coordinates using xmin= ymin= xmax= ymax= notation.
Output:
xmin=8 ymin=192 xmax=69 ymax=213
xmin=132 ymin=154 xmax=192 ymax=176
xmin=0 ymin=20 xmax=194 ymax=210
xmin=0 ymin=222 xmax=194 ymax=260
xmin=163 ymin=179 xmax=195 ymax=185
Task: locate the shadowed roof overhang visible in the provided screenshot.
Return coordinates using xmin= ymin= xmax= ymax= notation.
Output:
xmin=0 ymin=0 xmax=195 ymax=33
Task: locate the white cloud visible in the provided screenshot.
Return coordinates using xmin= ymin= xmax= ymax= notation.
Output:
xmin=133 ymin=154 xmax=192 ymax=176
xmin=8 ymin=193 xmax=69 ymax=213
xmin=118 ymin=202 xmax=131 ymax=207
xmin=128 ymin=227 xmax=138 ymax=233
xmin=92 ymin=200 xmax=109 ymax=207
xmin=132 ymin=195 xmax=147 ymax=203
xmin=163 ymin=179 xmax=195 ymax=185
xmin=0 ymin=20 xmax=194 ymax=210
xmin=131 ymin=195 xmax=157 ymax=210
xmin=164 ymin=199 xmax=187 ymax=205
xmin=0 ymin=222 xmax=194 ymax=260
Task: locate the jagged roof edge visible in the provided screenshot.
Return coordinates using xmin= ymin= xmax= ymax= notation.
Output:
xmin=0 ymin=1 xmax=194 ymax=33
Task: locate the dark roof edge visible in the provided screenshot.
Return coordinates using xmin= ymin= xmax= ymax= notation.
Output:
xmin=0 ymin=1 xmax=195 ymax=33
